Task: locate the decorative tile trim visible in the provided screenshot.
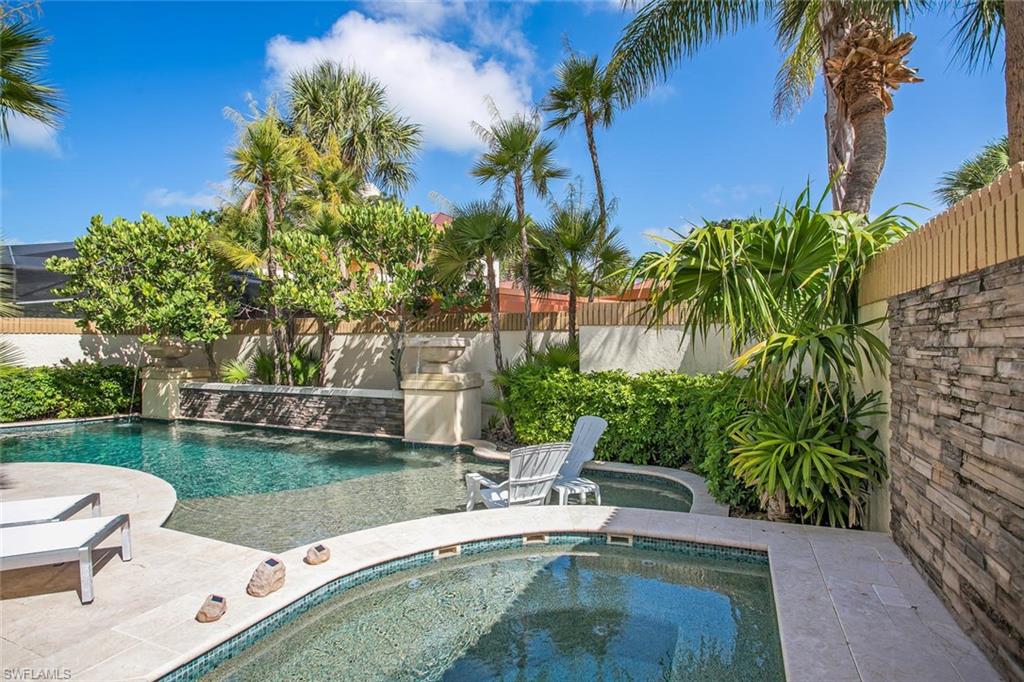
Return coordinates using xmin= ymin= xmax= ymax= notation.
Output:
xmin=160 ymin=532 xmax=768 ymax=681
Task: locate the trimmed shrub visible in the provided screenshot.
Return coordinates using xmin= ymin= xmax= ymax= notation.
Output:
xmin=501 ymin=367 xmax=759 ymax=511
xmin=0 ymin=362 xmax=139 ymax=423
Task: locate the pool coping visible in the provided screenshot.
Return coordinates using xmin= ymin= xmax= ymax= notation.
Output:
xmin=0 ymin=413 xmax=136 ymax=431
xmin=464 ymin=438 xmax=730 ymax=517
xmin=0 ymin=463 xmax=998 ymax=681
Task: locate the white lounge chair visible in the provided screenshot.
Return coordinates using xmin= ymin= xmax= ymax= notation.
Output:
xmin=551 ymin=416 xmax=609 ymax=505
xmin=0 ymin=493 xmax=101 ymax=528
xmin=465 ymin=442 xmax=572 ymax=510
xmin=0 ymin=514 xmax=132 ymax=604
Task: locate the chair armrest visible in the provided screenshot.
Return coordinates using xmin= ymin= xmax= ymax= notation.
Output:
xmin=465 ymin=472 xmax=503 ymax=490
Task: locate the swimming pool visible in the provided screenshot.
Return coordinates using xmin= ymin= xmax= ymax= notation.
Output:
xmin=0 ymin=420 xmax=693 ymax=552
xmin=197 ymin=538 xmax=784 ymax=681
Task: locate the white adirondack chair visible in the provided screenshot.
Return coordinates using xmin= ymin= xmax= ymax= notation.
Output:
xmin=551 ymin=416 xmax=608 ymax=505
xmin=465 ymin=442 xmax=572 ymax=510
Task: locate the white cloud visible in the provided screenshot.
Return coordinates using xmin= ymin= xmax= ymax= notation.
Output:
xmin=6 ymin=114 xmax=60 ymax=156
xmin=265 ymin=11 xmax=533 ymax=153
xmin=145 ymin=187 xmax=220 ymax=211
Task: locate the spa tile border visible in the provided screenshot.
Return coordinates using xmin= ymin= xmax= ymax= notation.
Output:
xmin=160 ymin=533 xmax=769 ymax=681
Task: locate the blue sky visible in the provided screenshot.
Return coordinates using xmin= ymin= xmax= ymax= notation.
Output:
xmin=1 ymin=1 xmax=1005 ymax=255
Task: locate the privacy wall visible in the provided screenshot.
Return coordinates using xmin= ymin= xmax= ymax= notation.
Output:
xmin=862 ymin=164 xmax=1024 ymax=680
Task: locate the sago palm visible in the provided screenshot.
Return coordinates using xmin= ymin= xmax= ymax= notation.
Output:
xmin=288 ymin=62 xmax=422 ymax=195
xmin=543 ymin=54 xmax=620 ymax=232
xmin=611 ymin=0 xmax=921 ymax=210
xmin=0 ymin=13 xmax=62 ymax=142
xmin=935 ymin=136 xmax=1009 ymax=207
xmin=229 ymin=111 xmax=304 ymax=384
xmin=433 ymin=201 xmax=519 ymax=373
xmin=472 ymin=100 xmax=569 ymax=354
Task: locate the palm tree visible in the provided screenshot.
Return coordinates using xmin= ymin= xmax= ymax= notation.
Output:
xmin=935 ymin=136 xmax=1009 ymax=207
xmin=288 ymin=62 xmax=422 ymax=195
xmin=951 ymin=2 xmax=1022 ymax=165
xmin=433 ymin=201 xmax=519 ymax=374
xmin=229 ymin=112 xmax=304 ymax=384
xmin=531 ymin=196 xmax=631 ymax=345
xmin=472 ymin=101 xmax=568 ymax=354
xmin=823 ymin=21 xmax=921 ymax=214
xmin=0 ymin=11 xmax=62 ymax=142
xmin=611 ymin=1 xmax=921 ymax=210
xmin=543 ymin=54 xmax=619 ymax=232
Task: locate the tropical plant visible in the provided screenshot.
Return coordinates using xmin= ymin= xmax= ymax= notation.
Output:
xmin=543 ymin=53 xmax=619 ymax=231
xmin=950 ymin=2 xmax=1021 ymax=164
xmin=228 ymin=110 xmax=304 ymax=384
xmin=0 ymin=6 xmax=62 ymax=143
xmin=611 ymin=0 xmax=921 ymax=211
xmin=287 ymin=62 xmax=421 ymax=195
xmin=434 ymin=200 xmax=519 ymax=374
xmin=45 ymin=214 xmax=236 ymax=376
xmin=472 ymin=100 xmax=569 ymax=354
xmin=530 ymin=191 xmax=631 ymax=344
xmin=221 ymin=340 xmax=321 ymax=387
xmin=823 ymin=20 xmax=922 ymax=214
xmin=632 ymin=186 xmax=913 ymax=526
xmin=935 ymin=136 xmax=1010 ymax=206
xmin=730 ymin=388 xmax=887 ymax=527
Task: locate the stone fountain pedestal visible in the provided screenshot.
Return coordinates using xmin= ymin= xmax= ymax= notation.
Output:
xmin=401 ymin=337 xmax=482 ymax=445
xmin=140 ymin=340 xmax=208 ymax=421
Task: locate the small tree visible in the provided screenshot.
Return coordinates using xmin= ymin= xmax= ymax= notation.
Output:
xmin=338 ymin=200 xmax=478 ymax=387
xmin=46 ymin=214 xmax=235 ymax=375
xmin=269 ymin=230 xmax=347 ymax=387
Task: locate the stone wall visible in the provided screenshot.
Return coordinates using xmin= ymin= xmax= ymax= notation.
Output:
xmin=888 ymin=256 xmax=1024 ymax=679
xmin=179 ymin=383 xmax=404 ymax=438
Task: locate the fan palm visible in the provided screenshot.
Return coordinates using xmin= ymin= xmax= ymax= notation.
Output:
xmin=543 ymin=54 xmax=619 ymax=232
xmin=288 ymin=62 xmax=422 ymax=195
xmin=950 ymin=2 xmax=1022 ymax=164
xmin=935 ymin=136 xmax=1009 ymax=207
xmin=611 ymin=0 xmax=921 ymax=210
xmin=229 ymin=111 xmax=304 ymax=384
xmin=0 ymin=13 xmax=62 ymax=142
xmin=472 ymin=101 xmax=569 ymax=354
xmin=531 ymin=196 xmax=631 ymax=344
xmin=433 ymin=201 xmax=519 ymax=373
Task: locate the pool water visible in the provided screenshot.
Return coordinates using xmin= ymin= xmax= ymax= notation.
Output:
xmin=202 ymin=543 xmax=785 ymax=681
xmin=0 ymin=420 xmax=692 ymax=552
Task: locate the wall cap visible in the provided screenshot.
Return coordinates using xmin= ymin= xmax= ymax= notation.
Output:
xmin=181 ymin=382 xmax=402 ymax=400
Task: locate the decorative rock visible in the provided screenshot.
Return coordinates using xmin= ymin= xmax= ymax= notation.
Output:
xmin=304 ymin=543 xmax=331 ymax=565
xmin=246 ymin=557 xmax=286 ymax=597
xmin=195 ymin=594 xmax=227 ymax=623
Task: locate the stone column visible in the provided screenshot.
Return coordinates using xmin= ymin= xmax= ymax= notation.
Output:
xmin=140 ymin=367 xmax=210 ymax=421
xmin=401 ymin=372 xmax=483 ymax=445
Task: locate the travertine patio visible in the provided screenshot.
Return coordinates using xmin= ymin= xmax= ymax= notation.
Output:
xmin=0 ymin=461 xmax=999 ymax=681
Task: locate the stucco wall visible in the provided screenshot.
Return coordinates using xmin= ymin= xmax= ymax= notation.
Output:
xmin=579 ymin=324 xmax=732 ymax=374
xmin=856 ymin=300 xmax=892 ymax=533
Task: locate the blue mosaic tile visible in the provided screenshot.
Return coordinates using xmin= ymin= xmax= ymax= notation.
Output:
xmin=160 ymin=531 xmax=770 ymax=681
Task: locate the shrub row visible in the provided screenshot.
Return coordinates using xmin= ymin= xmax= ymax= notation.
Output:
xmin=0 ymin=362 xmax=139 ymax=423
xmin=501 ymin=367 xmax=759 ymax=511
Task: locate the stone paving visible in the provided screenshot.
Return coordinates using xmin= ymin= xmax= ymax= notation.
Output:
xmin=0 ymin=462 xmax=1001 ymax=682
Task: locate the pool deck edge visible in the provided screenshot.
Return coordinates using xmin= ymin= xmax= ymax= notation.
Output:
xmin=0 ymin=462 xmax=999 ymax=682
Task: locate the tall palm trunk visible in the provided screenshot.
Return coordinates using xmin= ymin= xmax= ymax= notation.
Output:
xmin=584 ymin=114 xmax=607 ymax=303
xmin=819 ymin=3 xmax=854 ymax=209
xmin=486 ymin=254 xmax=504 ymax=373
xmin=1007 ymin=0 xmax=1024 ymax=165
xmin=567 ymin=288 xmax=578 ymax=347
xmin=262 ymin=177 xmax=284 ymax=385
xmin=843 ymin=100 xmax=887 ymax=214
xmin=513 ymin=173 xmax=534 ymax=355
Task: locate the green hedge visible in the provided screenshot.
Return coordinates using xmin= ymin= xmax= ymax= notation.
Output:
xmin=0 ymin=362 xmax=139 ymax=423
xmin=502 ymin=367 xmax=759 ymax=511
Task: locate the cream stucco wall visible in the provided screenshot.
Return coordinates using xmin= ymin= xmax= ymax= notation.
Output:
xmin=579 ymin=324 xmax=732 ymax=374
xmin=856 ymin=300 xmax=892 ymax=533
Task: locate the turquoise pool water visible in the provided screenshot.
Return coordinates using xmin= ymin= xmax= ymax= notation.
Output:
xmin=201 ymin=542 xmax=785 ymax=681
xmin=0 ymin=420 xmax=693 ymax=552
